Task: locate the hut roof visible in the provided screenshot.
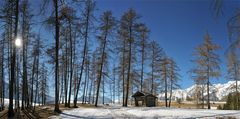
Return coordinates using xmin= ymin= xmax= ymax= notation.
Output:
xmin=132 ymin=91 xmax=157 ymax=98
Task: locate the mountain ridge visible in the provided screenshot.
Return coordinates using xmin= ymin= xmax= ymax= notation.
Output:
xmin=159 ymin=81 xmax=238 ymax=101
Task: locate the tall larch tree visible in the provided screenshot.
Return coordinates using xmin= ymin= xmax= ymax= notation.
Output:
xmin=192 ymin=32 xmax=221 ymax=109
xmin=20 ymin=0 xmax=32 ymax=109
xmin=119 ymin=9 xmax=140 ymax=107
xmin=117 ymin=25 xmax=127 ymax=106
xmin=137 ymin=23 xmax=149 ymax=92
xmin=190 ymin=64 xmax=207 ymax=109
xmin=8 ymin=0 xmax=19 ymax=117
xmin=168 ymin=58 xmax=181 ymax=107
xmin=53 ymin=0 xmax=61 ymax=113
xmin=160 ymin=57 xmax=170 ymax=107
xmin=74 ymin=0 xmax=95 ymax=108
xmin=95 ymin=11 xmax=116 ymax=107
xmin=0 ymin=34 xmax=4 ymax=111
xmin=0 ymin=0 xmax=15 ymax=112
xmin=149 ymin=40 xmax=164 ymax=94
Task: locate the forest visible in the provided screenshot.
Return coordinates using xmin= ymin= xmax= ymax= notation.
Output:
xmin=0 ymin=0 xmax=240 ymax=119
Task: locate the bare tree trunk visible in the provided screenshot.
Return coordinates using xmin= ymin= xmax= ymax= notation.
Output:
xmin=60 ymin=66 xmax=64 ymax=104
xmin=122 ymin=40 xmax=126 ymax=106
xmin=113 ymin=66 xmax=116 ymax=104
xmin=140 ymin=46 xmax=144 ymax=92
xmin=207 ymin=63 xmax=210 ymax=109
xmin=151 ymin=74 xmax=154 ymax=94
xmin=85 ymin=64 xmax=90 ymax=103
xmin=53 ymin=0 xmax=60 ymax=113
xmin=16 ymin=53 xmax=20 ymax=109
xmin=64 ymin=41 xmax=68 ymax=107
xmin=8 ymin=0 xmax=18 ymax=117
xmin=125 ymin=38 xmax=132 ymax=107
xmin=0 ymin=37 xmax=5 ymax=111
xmin=34 ymin=55 xmax=39 ymax=111
xmin=82 ymin=65 xmax=88 ymax=104
xmin=14 ymin=62 xmax=17 ymax=108
xmin=202 ymin=84 xmax=204 ymax=109
xmin=207 ymin=78 xmax=210 ymax=109
xmin=102 ymin=75 xmax=105 ymax=105
xmin=31 ymin=56 xmax=36 ymax=106
xmin=88 ymin=77 xmax=93 ymax=104
xmin=68 ymin=22 xmax=73 ymax=107
xmin=73 ymin=7 xmax=89 ymax=107
xmin=234 ymin=63 xmax=238 ymax=109
xmin=73 ymin=39 xmax=86 ymax=107
xmin=164 ymin=66 xmax=168 ymax=107
xmin=92 ymin=80 xmax=95 ymax=104
xmin=21 ymin=1 xmax=30 ymax=109
xmin=110 ymin=79 xmax=112 ymax=104
xmin=118 ymin=75 xmax=120 ymax=104
xmin=169 ymin=79 xmax=173 ymax=107
xmin=151 ymin=52 xmax=154 ymax=94
xmin=95 ymin=23 xmax=109 ymax=106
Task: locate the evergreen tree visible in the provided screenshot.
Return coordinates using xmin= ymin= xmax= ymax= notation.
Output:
xmin=223 ymin=92 xmax=240 ymax=110
xmin=226 ymin=49 xmax=240 ymax=109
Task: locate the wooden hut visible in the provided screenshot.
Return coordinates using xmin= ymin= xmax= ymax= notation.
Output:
xmin=132 ymin=91 xmax=157 ymax=107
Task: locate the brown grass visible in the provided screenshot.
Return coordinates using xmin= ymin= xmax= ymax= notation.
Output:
xmin=157 ymin=101 xmax=224 ymax=109
xmin=0 ymin=103 xmax=98 ymax=119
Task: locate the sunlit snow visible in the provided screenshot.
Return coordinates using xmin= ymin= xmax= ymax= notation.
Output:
xmin=50 ymin=105 xmax=240 ymax=119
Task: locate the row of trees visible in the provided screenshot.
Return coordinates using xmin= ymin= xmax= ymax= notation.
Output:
xmin=0 ymin=0 xmax=49 ymax=117
xmin=0 ymin=0 xmax=181 ymax=117
xmin=189 ymin=0 xmax=240 ymax=110
xmin=49 ymin=0 xmax=181 ymax=110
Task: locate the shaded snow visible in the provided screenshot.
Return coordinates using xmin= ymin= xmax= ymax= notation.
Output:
xmin=50 ymin=106 xmax=240 ymax=119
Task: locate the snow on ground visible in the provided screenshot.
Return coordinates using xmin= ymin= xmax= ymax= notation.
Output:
xmin=0 ymin=99 xmax=40 ymax=108
xmin=50 ymin=106 xmax=240 ymax=119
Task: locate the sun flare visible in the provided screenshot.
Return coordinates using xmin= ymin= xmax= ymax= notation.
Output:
xmin=15 ymin=38 xmax=22 ymax=47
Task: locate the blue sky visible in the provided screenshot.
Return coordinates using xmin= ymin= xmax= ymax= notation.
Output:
xmin=29 ymin=0 xmax=240 ymax=90
xmin=95 ymin=0 xmax=240 ymax=89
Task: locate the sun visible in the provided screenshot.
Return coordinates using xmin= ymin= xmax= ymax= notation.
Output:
xmin=15 ymin=38 xmax=22 ymax=47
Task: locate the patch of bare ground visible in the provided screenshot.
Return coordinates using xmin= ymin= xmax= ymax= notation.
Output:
xmin=216 ymin=117 xmax=236 ymax=119
xmin=157 ymin=101 xmax=223 ymax=109
xmin=0 ymin=103 xmax=98 ymax=119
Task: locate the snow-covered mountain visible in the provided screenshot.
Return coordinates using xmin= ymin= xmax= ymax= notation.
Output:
xmin=159 ymin=81 xmax=238 ymax=101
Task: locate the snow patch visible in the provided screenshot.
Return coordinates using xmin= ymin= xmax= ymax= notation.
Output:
xmin=50 ymin=106 xmax=240 ymax=119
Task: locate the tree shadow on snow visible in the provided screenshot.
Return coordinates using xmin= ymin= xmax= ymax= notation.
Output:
xmin=61 ymin=112 xmax=112 ymax=119
xmin=61 ymin=113 xmax=86 ymax=118
xmin=192 ymin=112 xmax=239 ymax=119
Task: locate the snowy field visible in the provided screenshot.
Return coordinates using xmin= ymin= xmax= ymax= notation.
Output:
xmin=50 ymin=106 xmax=240 ymax=119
